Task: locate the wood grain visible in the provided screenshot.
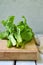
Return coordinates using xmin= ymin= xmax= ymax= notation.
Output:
xmin=0 ymin=39 xmax=38 ymax=60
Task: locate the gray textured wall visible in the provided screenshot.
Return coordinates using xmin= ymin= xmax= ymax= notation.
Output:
xmin=0 ymin=0 xmax=43 ymax=33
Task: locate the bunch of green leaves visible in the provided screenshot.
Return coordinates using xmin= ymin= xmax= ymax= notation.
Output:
xmin=0 ymin=16 xmax=34 ymax=48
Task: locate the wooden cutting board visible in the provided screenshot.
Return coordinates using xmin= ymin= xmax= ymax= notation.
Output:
xmin=0 ymin=39 xmax=38 ymax=60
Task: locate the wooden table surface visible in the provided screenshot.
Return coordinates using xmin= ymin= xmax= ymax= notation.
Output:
xmin=0 ymin=39 xmax=38 ymax=60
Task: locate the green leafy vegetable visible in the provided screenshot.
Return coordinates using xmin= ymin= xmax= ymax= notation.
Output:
xmin=0 ymin=31 xmax=9 ymax=39
xmin=2 ymin=16 xmax=15 ymax=33
xmin=0 ymin=16 xmax=34 ymax=48
xmin=8 ymin=34 xmax=16 ymax=46
xmin=17 ymin=16 xmax=34 ymax=42
xmin=14 ymin=27 xmax=22 ymax=43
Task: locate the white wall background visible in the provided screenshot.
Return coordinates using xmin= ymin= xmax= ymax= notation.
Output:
xmin=0 ymin=0 xmax=43 ymax=33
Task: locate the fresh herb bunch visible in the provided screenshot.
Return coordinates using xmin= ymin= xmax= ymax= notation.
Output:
xmin=0 ymin=16 xmax=34 ymax=48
